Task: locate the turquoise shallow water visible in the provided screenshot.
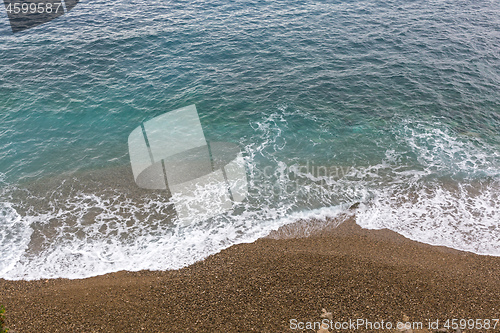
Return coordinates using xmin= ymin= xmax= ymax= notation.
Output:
xmin=0 ymin=0 xmax=499 ymax=279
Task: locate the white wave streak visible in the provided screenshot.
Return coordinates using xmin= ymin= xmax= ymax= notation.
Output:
xmin=357 ymin=120 xmax=500 ymax=255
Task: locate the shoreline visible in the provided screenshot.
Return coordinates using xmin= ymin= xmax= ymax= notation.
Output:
xmin=1 ymin=217 xmax=499 ymax=332
xmin=3 ymin=159 xmax=499 ymax=281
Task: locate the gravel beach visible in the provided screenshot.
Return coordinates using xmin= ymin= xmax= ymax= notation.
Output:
xmin=1 ymin=217 xmax=499 ymax=332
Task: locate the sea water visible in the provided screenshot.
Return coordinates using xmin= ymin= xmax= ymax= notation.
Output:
xmin=0 ymin=0 xmax=499 ymax=279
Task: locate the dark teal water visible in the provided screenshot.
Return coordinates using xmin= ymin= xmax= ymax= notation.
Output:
xmin=0 ymin=0 xmax=499 ymax=279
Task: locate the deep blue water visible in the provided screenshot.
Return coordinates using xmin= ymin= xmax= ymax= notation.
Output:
xmin=0 ymin=0 xmax=499 ymax=279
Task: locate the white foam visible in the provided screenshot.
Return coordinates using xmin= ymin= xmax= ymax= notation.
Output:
xmin=0 ymin=189 xmax=347 ymax=280
xmin=356 ymin=120 xmax=500 ymax=256
xmin=396 ymin=120 xmax=500 ymax=177
xmin=356 ymin=180 xmax=500 ymax=255
xmin=0 ymin=202 xmax=33 ymax=276
xmin=1 ymin=116 xmax=499 ymax=280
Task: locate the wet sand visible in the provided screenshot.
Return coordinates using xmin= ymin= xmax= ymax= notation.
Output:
xmin=1 ymin=217 xmax=499 ymax=332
